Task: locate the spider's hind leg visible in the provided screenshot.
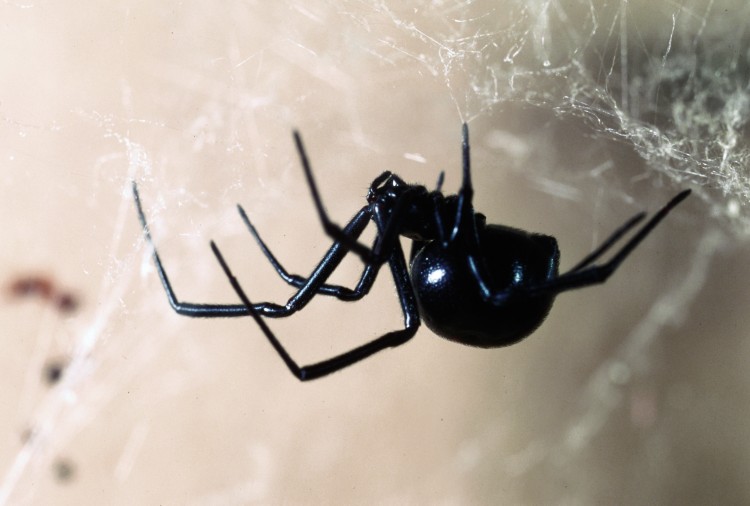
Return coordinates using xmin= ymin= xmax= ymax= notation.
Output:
xmin=526 ymin=189 xmax=691 ymax=297
xmin=567 ymin=211 xmax=646 ymax=272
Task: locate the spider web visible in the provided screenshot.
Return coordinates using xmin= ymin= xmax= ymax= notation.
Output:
xmin=1 ymin=0 xmax=748 ymax=504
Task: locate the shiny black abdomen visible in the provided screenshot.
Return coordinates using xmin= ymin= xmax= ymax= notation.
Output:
xmin=410 ymin=224 xmax=560 ymax=348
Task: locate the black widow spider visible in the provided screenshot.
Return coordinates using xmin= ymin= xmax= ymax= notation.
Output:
xmin=133 ymin=124 xmax=690 ymax=381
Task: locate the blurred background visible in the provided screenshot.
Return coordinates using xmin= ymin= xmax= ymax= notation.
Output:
xmin=1 ymin=0 xmax=748 ymax=504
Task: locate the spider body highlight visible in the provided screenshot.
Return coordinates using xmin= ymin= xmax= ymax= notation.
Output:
xmin=133 ymin=124 xmax=690 ymax=380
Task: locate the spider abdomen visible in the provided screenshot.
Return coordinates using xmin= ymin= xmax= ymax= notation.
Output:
xmin=410 ymin=225 xmax=560 ymax=348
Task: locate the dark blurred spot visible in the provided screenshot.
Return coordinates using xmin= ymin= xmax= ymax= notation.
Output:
xmin=20 ymin=427 xmax=35 ymax=444
xmin=53 ymin=458 xmax=76 ymax=483
xmin=54 ymin=292 xmax=79 ymax=314
xmin=43 ymin=359 xmax=66 ymax=386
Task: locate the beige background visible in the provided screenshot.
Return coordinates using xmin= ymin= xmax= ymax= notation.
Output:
xmin=1 ymin=1 xmax=749 ymax=504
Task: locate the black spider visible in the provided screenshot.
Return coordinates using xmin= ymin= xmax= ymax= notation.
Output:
xmin=133 ymin=124 xmax=690 ymax=381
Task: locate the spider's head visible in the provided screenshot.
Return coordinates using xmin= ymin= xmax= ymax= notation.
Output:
xmin=366 ymin=171 xmax=409 ymax=205
xmin=367 ymin=171 xmax=462 ymax=242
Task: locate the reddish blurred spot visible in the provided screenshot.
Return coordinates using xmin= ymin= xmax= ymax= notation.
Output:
xmin=7 ymin=275 xmax=80 ymax=315
xmin=9 ymin=276 xmax=54 ymax=299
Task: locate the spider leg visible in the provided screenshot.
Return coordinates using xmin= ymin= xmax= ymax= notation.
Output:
xmin=210 ymin=237 xmax=420 ymax=381
xmin=450 ymin=122 xmax=476 ymax=243
xmin=294 ymin=131 xmax=422 ymax=267
xmin=135 ymin=181 xmax=386 ymax=318
xmin=294 ymin=131 xmax=377 ymax=262
xmin=523 ymin=189 xmax=691 ymax=297
xmin=568 ymin=211 xmax=646 ymax=272
xmin=260 ymin=206 xmax=385 ymax=314
xmin=237 ymin=203 xmax=375 ymax=299
xmin=133 ymin=181 xmax=251 ymax=317
xmin=448 ymin=123 xmax=500 ymax=302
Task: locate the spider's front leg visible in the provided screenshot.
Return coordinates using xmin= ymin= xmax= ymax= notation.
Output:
xmin=134 ymin=182 xmax=382 ymax=318
xmin=293 ymin=131 xmax=377 ymax=262
xmin=293 ymin=132 xmax=419 ymax=267
xmin=133 ymin=181 xmax=250 ymax=317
